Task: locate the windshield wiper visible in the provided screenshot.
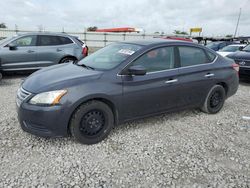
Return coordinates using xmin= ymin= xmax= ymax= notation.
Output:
xmin=77 ymin=63 xmax=95 ymax=70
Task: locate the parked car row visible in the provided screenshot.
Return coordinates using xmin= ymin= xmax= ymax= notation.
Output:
xmin=16 ymin=39 xmax=239 ymax=144
xmin=0 ymin=32 xmax=88 ymax=72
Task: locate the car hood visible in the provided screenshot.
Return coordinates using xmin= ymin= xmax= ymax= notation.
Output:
xmin=22 ymin=63 xmax=103 ymax=93
xmin=217 ymin=51 xmax=232 ymax=57
xmin=227 ymin=51 xmax=250 ymax=60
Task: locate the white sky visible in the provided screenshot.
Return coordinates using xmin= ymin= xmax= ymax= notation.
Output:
xmin=0 ymin=0 xmax=250 ymax=36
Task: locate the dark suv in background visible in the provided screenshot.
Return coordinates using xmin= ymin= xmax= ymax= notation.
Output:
xmin=227 ymin=44 xmax=250 ymax=78
xmin=0 ymin=33 xmax=88 ymax=72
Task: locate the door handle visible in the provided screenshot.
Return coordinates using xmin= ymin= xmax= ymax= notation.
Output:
xmin=205 ymin=73 xmax=215 ymax=78
xmin=27 ymin=50 xmax=35 ymax=53
xmin=57 ymin=48 xmax=62 ymax=52
xmin=165 ymin=79 xmax=178 ymax=84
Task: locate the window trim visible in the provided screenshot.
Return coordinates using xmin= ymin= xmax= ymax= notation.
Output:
xmin=177 ymin=45 xmax=215 ymax=68
xmin=118 ymin=44 xmax=218 ymax=76
xmin=119 ymin=45 xmax=179 ymax=75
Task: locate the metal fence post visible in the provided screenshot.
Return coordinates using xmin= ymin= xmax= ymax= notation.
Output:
xmin=84 ymin=31 xmax=87 ymax=44
xmin=104 ymin=33 xmax=107 ymax=46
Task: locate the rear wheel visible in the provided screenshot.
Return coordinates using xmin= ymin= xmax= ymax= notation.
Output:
xmin=70 ymin=100 xmax=114 ymax=145
xmin=60 ymin=57 xmax=77 ymax=64
xmin=201 ymin=85 xmax=226 ymax=114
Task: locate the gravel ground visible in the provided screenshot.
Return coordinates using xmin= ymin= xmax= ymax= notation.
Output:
xmin=0 ymin=75 xmax=250 ymax=187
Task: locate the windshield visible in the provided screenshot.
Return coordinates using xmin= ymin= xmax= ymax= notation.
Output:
xmin=242 ymin=44 xmax=250 ymax=52
xmin=0 ymin=36 xmax=13 ymax=45
xmin=77 ymin=43 xmax=142 ymax=70
xmin=220 ymin=45 xmax=241 ymax=52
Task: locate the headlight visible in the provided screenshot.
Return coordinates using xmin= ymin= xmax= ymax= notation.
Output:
xmin=29 ymin=90 xmax=67 ymax=106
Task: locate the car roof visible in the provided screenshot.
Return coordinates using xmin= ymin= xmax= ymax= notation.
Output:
xmin=226 ymin=44 xmax=246 ymax=47
xmin=17 ymin=32 xmax=75 ymax=38
xmin=120 ymin=38 xmax=192 ymax=46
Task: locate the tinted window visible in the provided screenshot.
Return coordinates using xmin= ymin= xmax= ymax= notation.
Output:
xmin=58 ymin=36 xmax=73 ymax=44
xmin=39 ymin=35 xmax=61 ymax=46
xmin=207 ymin=51 xmax=216 ymax=62
xmin=11 ymin=35 xmax=37 ymax=47
xmin=179 ymin=46 xmax=209 ymax=67
xmin=131 ymin=47 xmax=175 ymax=72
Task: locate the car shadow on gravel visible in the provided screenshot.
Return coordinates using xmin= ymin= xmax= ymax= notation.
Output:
xmin=0 ymin=72 xmax=31 ymax=86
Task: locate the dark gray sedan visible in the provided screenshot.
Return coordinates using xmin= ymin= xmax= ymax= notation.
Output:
xmin=16 ymin=39 xmax=239 ymax=144
xmin=0 ymin=32 xmax=88 ymax=72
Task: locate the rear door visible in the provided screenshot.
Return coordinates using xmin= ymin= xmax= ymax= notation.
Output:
xmin=0 ymin=35 xmax=38 ymax=71
xmin=36 ymin=35 xmax=66 ymax=66
xmin=121 ymin=46 xmax=181 ymax=120
xmin=176 ymin=46 xmax=217 ymax=107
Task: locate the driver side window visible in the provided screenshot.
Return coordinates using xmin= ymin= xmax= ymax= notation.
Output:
xmin=11 ymin=35 xmax=37 ymax=47
xmin=131 ymin=47 xmax=175 ymax=73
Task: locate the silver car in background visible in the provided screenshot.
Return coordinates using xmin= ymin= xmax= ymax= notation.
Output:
xmin=0 ymin=33 xmax=88 ymax=72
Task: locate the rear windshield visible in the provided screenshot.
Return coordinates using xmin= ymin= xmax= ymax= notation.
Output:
xmin=77 ymin=43 xmax=142 ymax=70
xmin=243 ymin=45 xmax=250 ymax=52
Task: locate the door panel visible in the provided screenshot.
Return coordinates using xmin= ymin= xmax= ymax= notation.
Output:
xmin=36 ymin=35 xmax=66 ymax=66
xmin=0 ymin=35 xmax=38 ymax=71
xmin=0 ymin=46 xmax=38 ymax=70
xmin=121 ymin=70 xmax=180 ymax=120
xmin=178 ymin=65 xmax=215 ymax=107
xmin=177 ymin=46 xmax=216 ymax=107
xmin=121 ymin=46 xmax=181 ymax=120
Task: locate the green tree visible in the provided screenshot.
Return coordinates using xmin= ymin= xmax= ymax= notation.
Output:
xmin=0 ymin=23 xmax=7 ymax=28
xmin=173 ymin=30 xmax=188 ymax=35
xmin=226 ymin=34 xmax=233 ymax=38
xmin=87 ymin=26 xmax=98 ymax=32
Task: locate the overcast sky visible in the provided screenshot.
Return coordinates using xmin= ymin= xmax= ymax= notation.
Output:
xmin=0 ymin=0 xmax=250 ymax=36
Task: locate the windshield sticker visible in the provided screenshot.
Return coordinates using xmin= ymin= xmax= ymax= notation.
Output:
xmin=118 ymin=49 xmax=135 ymax=55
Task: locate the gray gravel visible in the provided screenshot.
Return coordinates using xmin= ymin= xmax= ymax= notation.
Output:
xmin=0 ymin=76 xmax=250 ymax=187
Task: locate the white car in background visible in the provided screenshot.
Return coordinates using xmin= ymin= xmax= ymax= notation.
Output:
xmin=217 ymin=44 xmax=246 ymax=57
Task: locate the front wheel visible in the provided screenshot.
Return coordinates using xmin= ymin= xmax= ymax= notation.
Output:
xmin=70 ymin=100 xmax=114 ymax=145
xmin=201 ymin=85 xmax=226 ymax=114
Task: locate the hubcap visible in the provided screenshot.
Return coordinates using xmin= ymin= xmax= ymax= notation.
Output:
xmin=80 ymin=110 xmax=105 ymax=136
xmin=210 ymin=91 xmax=222 ymax=108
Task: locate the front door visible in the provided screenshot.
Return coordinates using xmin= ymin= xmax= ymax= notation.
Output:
xmin=121 ymin=46 xmax=181 ymax=120
xmin=0 ymin=35 xmax=38 ymax=71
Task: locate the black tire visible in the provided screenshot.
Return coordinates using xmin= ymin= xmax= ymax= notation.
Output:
xmin=201 ymin=85 xmax=226 ymax=114
xmin=70 ymin=100 xmax=114 ymax=145
xmin=60 ymin=57 xmax=77 ymax=64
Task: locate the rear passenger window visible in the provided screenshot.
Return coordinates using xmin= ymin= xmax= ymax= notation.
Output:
xmin=58 ymin=36 xmax=73 ymax=44
xmin=178 ymin=46 xmax=210 ymax=67
xmin=39 ymin=35 xmax=61 ymax=46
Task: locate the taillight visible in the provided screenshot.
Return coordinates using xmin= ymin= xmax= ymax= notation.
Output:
xmin=232 ymin=63 xmax=239 ymax=73
xmin=82 ymin=46 xmax=88 ymax=56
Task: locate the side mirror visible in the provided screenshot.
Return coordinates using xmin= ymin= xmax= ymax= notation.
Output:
xmin=8 ymin=43 xmax=17 ymax=50
xmin=128 ymin=65 xmax=146 ymax=76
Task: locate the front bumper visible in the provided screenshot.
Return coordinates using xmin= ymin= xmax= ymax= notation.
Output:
xmin=17 ymin=102 xmax=70 ymax=138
